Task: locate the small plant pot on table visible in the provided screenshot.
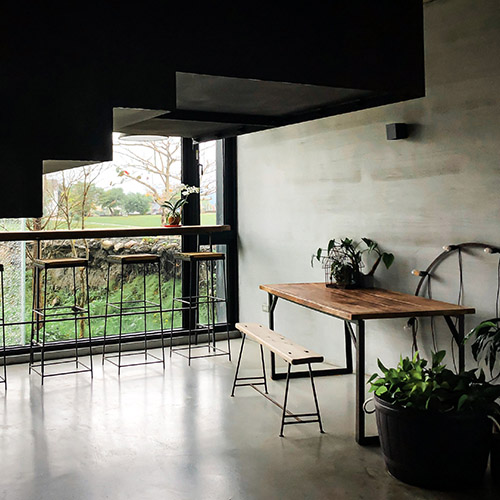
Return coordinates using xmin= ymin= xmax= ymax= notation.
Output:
xmin=312 ymin=237 xmax=394 ymax=289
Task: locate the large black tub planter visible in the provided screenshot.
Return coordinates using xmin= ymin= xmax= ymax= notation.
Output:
xmin=374 ymin=395 xmax=492 ymax=489
xmin=368 ymin=350 xmax=500 ymax=490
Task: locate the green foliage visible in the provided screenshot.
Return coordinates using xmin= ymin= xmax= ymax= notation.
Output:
xmin=368 ymin=351 xmax=500 ymax=415
xmin=98 ymin=187 xmax=126 ymax=215
xmin=123 ymin=192 xmax=151 ymax=215
xmin=360 ymin=237 xmax=395 ymax=273
xmin=466 ymin=319 xmax=500 ymax=381
xmin=97 ymin=189 xmax=152 ymax=216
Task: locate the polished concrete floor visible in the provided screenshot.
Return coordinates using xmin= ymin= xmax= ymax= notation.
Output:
xmin=0 ymin=339 xmax=498 ymax=500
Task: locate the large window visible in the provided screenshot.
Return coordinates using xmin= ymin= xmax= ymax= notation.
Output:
xmin=0 ymin=136 xmax=237 ymax=352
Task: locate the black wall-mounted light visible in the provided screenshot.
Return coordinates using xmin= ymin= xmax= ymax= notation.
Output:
xmin=386 ymin=123 xmax=409 ymax=140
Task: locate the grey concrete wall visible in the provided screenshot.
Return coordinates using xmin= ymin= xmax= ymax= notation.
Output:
xmin=237 ymin=0 xmax=500 ymax=373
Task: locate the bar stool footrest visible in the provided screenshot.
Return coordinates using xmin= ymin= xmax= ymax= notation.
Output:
xmin=104 ymin=350 xmax=164 ymax=368
xmin=107 ymin=301 xmax=162 ymax=311
xmin=173 ymin=296 xmax=226 ymax=306
xmin=30 ymin=358 xmax=92 ymax=378
xmin=171 ymin=344 xmax=230 ymax=360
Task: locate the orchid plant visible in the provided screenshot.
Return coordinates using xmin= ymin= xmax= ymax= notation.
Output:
xmin=160 ymin=184 xmax=200 ymax=224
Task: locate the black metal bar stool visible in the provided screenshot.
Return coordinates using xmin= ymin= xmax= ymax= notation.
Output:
xmin=102 ymin=254 xmax=165 ymax=373
xmin=0 ymin=264 xmax=7 ymax=390
xmin=29 ymin=258 xmax=93 ymax=384
xmin=170 ymin=249 xmax=231 ymax=365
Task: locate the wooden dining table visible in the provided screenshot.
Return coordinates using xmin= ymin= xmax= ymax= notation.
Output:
xmin=259 ymin=282 xmax=476 ymax=445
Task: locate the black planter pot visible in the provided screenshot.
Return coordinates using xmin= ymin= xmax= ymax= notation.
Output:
xmin=374 ymin=396 xmax=492 ymax=489
xmin=491 ymin=433 xmax=500 ymax=483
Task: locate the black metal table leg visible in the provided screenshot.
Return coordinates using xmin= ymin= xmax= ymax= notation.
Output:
xmin=444 ymin=314 xmax=466 ymax=372
xmin=260 ymin=344 xmax=268 ymax=394
xmin=355 ymin=319 xmax=378 ymax=446
xmin=230 ymin=334 xmax=246 ymax=397
xmin=458 ymin=315 xmax=465 ymax=372
xmin=355 ymin=320 xmax=365 ymax=444
xmin=268 ymin=293 xmax=354 ymax=380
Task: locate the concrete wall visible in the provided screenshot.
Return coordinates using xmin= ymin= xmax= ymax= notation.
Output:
xmin=237 ymin=0 xmax=500 ymax=373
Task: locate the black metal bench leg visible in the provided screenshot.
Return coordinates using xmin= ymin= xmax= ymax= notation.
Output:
xmin=308 ymin=363 xmax=324 ymax=433
xmin=279 ymin=363 xmax=292 ymax=437
xmin=231 ymin=334 xmax=246 ymax=397
xmin=260 ymin=344 xmax=268 ymax=394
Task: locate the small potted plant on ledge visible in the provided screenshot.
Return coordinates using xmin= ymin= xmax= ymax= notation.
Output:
xmin=368 ymin=351 xmax=500 ymax=489
xmin=312 ymin=237 xmax=394 ymax=288
xmin=160 ymin=184 xmax=200 ymax=226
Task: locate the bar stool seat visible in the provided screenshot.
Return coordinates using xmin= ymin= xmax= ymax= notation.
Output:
xmin=29 ymin=257 xmax=93 ymax=384
xmin=176 ymin=252 xmax=225 ymax=261
xmin=107 ymin=254 xmax=160 ymax=264
xmin=33 ymin=258 xmax=89 ymax=269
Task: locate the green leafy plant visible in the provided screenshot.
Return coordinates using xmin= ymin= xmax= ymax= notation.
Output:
xmin=311 ymin=237 xmax=394 ymax=287
xmin=466 ymin=319 xmax=500 ymax=382
xmin=368 ymin=351 xmax=500 ymax=415
xmin=360 ymin=238 xmax=395 ymax=276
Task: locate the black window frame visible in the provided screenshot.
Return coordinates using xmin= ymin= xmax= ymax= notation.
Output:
xmin=3 ymin=137 xmax=238 ymax=357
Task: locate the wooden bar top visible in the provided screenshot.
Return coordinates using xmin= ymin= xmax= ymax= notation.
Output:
xmin=0 ymin=225 xmax=231 ymax=242
xmin=260 ymin=283 xmax=475 ymax=321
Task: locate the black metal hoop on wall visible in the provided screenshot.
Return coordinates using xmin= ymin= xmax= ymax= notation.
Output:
xmin=413 ymin=243 xmax=500 ymax=298
xmin=410 ymin=242 xmax=500 ymax=366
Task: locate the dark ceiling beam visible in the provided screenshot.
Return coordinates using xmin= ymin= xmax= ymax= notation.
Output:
xmin=0 ymin=1 xmax=425 ymax=217
xmin=157 ymin=110 xmax=279 ymax=128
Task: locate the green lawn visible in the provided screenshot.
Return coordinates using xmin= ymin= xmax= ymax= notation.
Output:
xmin=84 ymin=213 xmax=217 ymax=228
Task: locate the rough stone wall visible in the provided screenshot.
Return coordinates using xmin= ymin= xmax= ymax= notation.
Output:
xmin=31 ymin=238 xmax=181 ymax=288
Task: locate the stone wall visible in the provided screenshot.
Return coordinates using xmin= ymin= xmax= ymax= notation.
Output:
xmin=33 ymin=238 xmax=181 ymax=288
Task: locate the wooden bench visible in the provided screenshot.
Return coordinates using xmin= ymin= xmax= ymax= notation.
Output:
xmin=231 ymin=322 xmax=325 ymax=437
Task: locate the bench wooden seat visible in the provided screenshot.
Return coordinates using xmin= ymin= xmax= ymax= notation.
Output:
xmin=231 ymin=322 xmax=324 ymax=436
xmin=235 ymin=323 xmax=324 ymax=365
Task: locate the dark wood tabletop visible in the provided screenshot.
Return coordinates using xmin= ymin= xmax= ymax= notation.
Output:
xmin=259 ymin=282 xmax=475 ymax=321
xmin=0 ymin=225 xmax=231 ymax=242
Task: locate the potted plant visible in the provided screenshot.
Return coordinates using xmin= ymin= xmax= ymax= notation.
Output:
xmin=160 ymin=184 xmax=200 ymax=226
xmin=311 ymin=237 xmax=394 ymax=288
xmin=467 ymin=318 xmax=500 ymax=482
xmin=368 ymin=351 xmax=500 ymax=489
